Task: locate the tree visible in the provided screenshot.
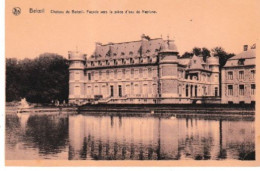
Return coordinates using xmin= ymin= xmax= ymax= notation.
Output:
xmin=180 ymin=52 xmax=193 ymax=58
xmin=192 ymin=47 xmax=202 ymax=56
xmin=6 ymin=58 xmax=21 ymax=101
xmin=6 ymin=53 xmax=69 ymax=103
xmin=201 ymin=47 xmax=211 ymax=62
xmin=211 ymin=47 xmax=235 ymax=68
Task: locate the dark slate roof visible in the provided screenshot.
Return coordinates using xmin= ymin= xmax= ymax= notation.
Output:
xmin=228 ymin=49 xmax=256 ymax=60
xmin=90 ymin=38 xmax=165 ymax=60
xmin=224 ymin=49 xmax=256 ymax=67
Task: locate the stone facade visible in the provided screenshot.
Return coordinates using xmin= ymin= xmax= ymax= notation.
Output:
xmin=69 ymin=35 xmax=220 ymax=105
xmin=221 ymin=45 xmax=256 ymax=104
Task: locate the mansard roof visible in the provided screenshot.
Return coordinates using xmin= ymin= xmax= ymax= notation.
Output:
xmin=224 ymin=48 xmax=256 ymax=67
xmin=90 ymin=38 xmax=166 ymax=60
xmin=228 ymin=48 xmax=255 ymax=60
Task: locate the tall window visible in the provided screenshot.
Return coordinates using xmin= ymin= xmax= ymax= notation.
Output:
xmin=110 ymin=86 xmax=114 ymax=97
xmin=139 ymin=68 xmax=143 ymax=77
xmin=118 ymin=85 xmax=122 ymax=97
xmin=131 ymin=69 xmax=134 ymax=78
xmin=239 ymin=71 xmax=244 ymax=80
xmin=215 ymin=87 xmax=218 ymax=97
xmin=239 ymin=85 xmax=244 ymax=96
xmin=122 ymin=69 xmax=125 ymax=79
xmin=228 ymin=85 xmax=233 ymax=96
xmin=148 ymin=68 xmax=152 ymax=77
xmin=114 ymin=70 xmax=117 ymax=79
xmin=88 ymin=73 xmax=91 ymax=80
xmin=186 ymin=85 xmax=189 ymax=97
xmin=251 ymin=70 xmax=255 ymax=79
xmin=99 ymin=71 xmax=102 ymax=79
xmin=227 ymin=71 xmax=233 ymax=80
xmin=251 ymin=84 xmax=255 ymax=95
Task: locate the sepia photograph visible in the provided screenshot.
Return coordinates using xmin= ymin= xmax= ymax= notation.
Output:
xmin=3 ymin=0 xmax=260 ymax=167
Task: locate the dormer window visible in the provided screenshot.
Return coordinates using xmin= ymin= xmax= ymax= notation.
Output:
xmin=130 ymin=58 xmax=134 ymax=64
xmin=121 ymin=52 xmax=125 ymax=56
xmin=139 ymin=57 xmax=143 ymax=63
xmin=129 ymin=51 xmax=133 ymax=56
xmin=114 ymin=59 xmax=117 ymax=65
xmin=122 ymin=59 xmax=126 ymax=64
xmin=238 ymin=59 xmax=245 ymax=65
xmin=98 ymin=61 xmax=102 ymax=66
xmin=146 ymin=50 xmax=150 ymax=53
xmin=113 ymin=53 xmax=117 ymax=56
xmin=91 ymin=61 xmax=94 ymax=66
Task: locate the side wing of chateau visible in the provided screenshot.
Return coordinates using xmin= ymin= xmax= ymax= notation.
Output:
xmin=68 ymin=35 xmax=255 ymax=105
xmin=221 ymin=45 xmax=256 ymax=104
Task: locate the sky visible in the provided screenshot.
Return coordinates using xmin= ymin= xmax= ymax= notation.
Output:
xmin=5 ymin=0 xmax=260 ymax=59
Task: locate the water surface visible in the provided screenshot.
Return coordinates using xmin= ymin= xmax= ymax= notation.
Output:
xmin=6 ymin=106 xmax=255 ymax=160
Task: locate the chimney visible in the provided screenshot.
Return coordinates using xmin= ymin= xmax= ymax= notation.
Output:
xmin=244 ymin=45 xmax=248 ymax=51
xmin=141 ymin=34 xmax=150 ymax=41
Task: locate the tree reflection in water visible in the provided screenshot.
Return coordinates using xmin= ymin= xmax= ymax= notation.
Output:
xmin=5 ymin=111 xmax=255 ymax=160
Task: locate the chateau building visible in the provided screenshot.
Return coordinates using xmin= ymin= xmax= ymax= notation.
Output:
xmin=68 ymin=35 xmax=220 ymax=104
xmin=221 ymin=45 xmax=256 ymax=104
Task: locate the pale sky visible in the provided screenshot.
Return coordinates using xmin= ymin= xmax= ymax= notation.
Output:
xmin=6 ymin=0 xmax=260 ymax=59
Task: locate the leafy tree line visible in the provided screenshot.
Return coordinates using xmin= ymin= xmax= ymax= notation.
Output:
xmin=180 ymin=47 xmax=235 ymax=68
xmin=6 ymin=53 xmax=69 ymax=103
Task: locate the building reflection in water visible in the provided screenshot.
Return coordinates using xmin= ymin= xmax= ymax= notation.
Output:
xmin=5 ymin=107 xmax=255 ymax=160
xmin=68 ymin=115 xmax=255 ymax=160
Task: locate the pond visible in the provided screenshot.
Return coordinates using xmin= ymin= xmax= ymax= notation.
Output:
xmin=5 ymin=106 xmax=255 ymax=160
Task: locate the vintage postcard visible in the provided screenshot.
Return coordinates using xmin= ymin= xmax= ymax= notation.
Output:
xmin=4 ymin=0 xmax=260 ymax=167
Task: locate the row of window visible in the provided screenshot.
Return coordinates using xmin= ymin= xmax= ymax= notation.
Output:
xmin=227 ymin=70 xmax=255 ymax=80
xmin=182 ymin=85 xmax=218 ymax=97
xmin=227 ymin=84 xmax=255 ymax=96
xmin=85 ymin=83 xmax=158 ymax=97
xmin=88 ymin=57 xmax=155 ymax=67
xmin=86 ymin=68 xmax=157 ymax=81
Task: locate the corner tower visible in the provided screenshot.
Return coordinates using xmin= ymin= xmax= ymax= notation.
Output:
xmin=158 ymin=39 xmax=179 ymax=100
xmin=68 ymin=51 xmax=87 ymax=105
xmin=207 ymin=55 xmax=220 ymax=96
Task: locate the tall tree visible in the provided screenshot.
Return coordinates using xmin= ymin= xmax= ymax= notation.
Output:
xmin=201 ymin=47 xmax=211 ymax=62
xmin=180 ymin=52 xmax=193 ymax=58
xmin=211 ymin=47 xmax=235 ymax=68
xmin=6 ymin=53 xmax=69 ymax=103
xmin=192 ymin=47 xmax=202 ymax=56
